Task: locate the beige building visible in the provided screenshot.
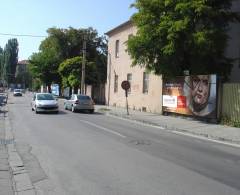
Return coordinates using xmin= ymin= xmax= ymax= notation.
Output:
xmin=105 ymin=21 xmax=163 ymax=113
xmin=105 ymin=3 xmax=240 ymax=114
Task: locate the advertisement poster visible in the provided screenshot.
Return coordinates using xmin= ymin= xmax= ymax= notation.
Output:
xmin=163 ymin=75 xmax=217 ymax=119
xmin=51 ymin=84 xmax=60 ymax=96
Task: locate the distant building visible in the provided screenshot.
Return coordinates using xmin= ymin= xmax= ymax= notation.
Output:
xmin=15 ymin=60 xmax=29 ymax=88
xmin=16 ymin=60 xmax=28 ymax=75
xmin=105 ymin=21 xmax=163 ymax=113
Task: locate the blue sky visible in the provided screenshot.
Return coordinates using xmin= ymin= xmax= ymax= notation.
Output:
xmin=0 ymin=0 xmax=136 ymax=60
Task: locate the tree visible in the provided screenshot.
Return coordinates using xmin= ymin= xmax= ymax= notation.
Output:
xmin=29 ymin=48 xmax=59 ymax=92
xmin=3 ymin=39 xmax=18 ymax=83
xmin=0 ymin=47 xmax=3 ymax=81
xmin=58 ymin=56 xmax=97 ymax=93
xmin=127 ymin=0 xmax=240 ymax=80
xmin=43 ymin=27 xmax=107 ymax=83
xmin=29 ymin=27 xmax=107 ymax=93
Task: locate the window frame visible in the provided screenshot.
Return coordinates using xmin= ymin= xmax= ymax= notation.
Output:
xmin=143 ymin=72 xmax=149 ymax=94
xmin=127 ymin=73 xmax=132 ymax=94
xmin=115 ymin=40 xmax=119 ymax=58
xmin=114 ymin=74 xmax=118 ymax=93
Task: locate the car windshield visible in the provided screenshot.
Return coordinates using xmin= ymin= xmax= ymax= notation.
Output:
xmin=14 ymin=89 xmax=21 ymax=92
xmin=37 ymin=94 xmax=55 ymax=100
xmin=77 ymin=95 xmax=91 ymax=100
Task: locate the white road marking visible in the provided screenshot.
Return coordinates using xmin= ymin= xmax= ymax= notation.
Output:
xmin=106 ymin=114 xmax=240 ymax=148
xmin=171 ymin=130 xmax=240 ymax=148
xmin=80 ymin=120 xmax=126 ymax=138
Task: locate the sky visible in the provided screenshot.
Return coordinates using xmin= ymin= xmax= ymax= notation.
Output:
xmin=0 ymin=0 xmax=136 ymax=61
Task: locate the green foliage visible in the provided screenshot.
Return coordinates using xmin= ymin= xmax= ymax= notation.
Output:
xmin=0 ymin=47 xmax=3 ymax=81
xmin=221 ymin=116 xmax=240 ymax=128
xmin=58 ymin=56 xmax=97 ymax=88
xmin=32 ymin=78 xmax=41 ymax=91
xmin=3 ymin=39 xmax=19 ymax=83
xmin=128 ymin=0 xmax=240 ymax=79
xmin=28 ymin=47 xmax=60 ymax=89
xmin=29 ymin=27 xmax=107 ymax=90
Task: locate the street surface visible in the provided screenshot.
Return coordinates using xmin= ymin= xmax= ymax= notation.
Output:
xmin=7 ymin=92 xmax=240 ymax=195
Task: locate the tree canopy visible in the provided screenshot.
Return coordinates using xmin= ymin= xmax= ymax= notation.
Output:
xmin=58 ymin=56 xmax=97 ymax=90
xmin=29 ymin=27 xmax=107 ymax=91
xmin=127 ymin=0 xmax=240 ymax=80
xmin=0 ymin=47 xmax=3 ymax=81
xmin=29 ymin=47 xmax=59 ymax=91
xmin=2 ymin=39 xmax=19 ymax=83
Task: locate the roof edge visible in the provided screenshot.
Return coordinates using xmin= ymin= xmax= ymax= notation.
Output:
xmin=105 ymin=20 xmax=133 ymax=36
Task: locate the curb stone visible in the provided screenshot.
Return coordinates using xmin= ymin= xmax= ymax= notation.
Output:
xmin=4 ymin=106 xmax=36 ymax=195
xmin=98 ymin=110 xmax=240 ymax=147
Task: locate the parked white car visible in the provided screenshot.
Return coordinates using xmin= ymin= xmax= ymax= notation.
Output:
xmin=31 ymin=93 xmax=59 ymax=114
xmin=64 ymin=94 xmax=94 ymax=113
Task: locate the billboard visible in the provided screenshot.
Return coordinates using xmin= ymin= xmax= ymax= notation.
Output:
xmin=162 ymin=75 xmax=217 ymax=119
xmin=51 ymin=84 xmax=60 ymax=96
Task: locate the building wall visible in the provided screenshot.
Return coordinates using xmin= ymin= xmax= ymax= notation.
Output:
xmin=106 ymin=23 xmax=163 ymax=113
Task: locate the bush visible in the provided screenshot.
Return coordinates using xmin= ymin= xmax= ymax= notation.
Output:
xmin=221 ymin=116 xmax=240 ymax=128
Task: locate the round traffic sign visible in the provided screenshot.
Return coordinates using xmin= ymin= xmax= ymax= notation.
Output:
xmin=121 ymin=80 xmax=130 ymax=90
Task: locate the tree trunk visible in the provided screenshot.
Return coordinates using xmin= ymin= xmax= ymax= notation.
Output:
xmin=47 ymin=84 xmax=52 ymax=93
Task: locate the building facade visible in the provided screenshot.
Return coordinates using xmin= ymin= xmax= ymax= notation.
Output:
xmin=106 ymin=21 xmax=163 ymax=113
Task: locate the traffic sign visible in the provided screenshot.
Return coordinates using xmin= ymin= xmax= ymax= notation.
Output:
xmin=121 ymin=80 xmax=130 ymax=90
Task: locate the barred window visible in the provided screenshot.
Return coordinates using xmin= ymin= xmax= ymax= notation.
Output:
xmin=143 ymin=72 xmax=149 ymax=94
xmin=114 ymin=75 xmax=118 ymax=93
xmin=127 ymin=73 xmax=132 ymax=94
xmin=115 ymin=40 xmax=119 ymax=58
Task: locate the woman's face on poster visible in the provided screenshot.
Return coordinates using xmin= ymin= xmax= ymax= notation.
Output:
xmin=191 ymin=75 xmax=210 ymax=106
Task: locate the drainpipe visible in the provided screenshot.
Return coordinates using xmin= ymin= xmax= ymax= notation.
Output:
xmin=107 ymin=53 xmax=111 ymax=106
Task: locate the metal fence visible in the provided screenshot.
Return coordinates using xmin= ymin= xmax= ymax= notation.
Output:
xmin=221 ymin=83 xmax=240 ymax=122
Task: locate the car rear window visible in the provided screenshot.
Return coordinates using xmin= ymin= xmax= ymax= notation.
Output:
xmin=77 ymin=95 xmax=91 ymax=100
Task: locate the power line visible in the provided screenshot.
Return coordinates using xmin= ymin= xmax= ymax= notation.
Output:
xmin=0 ymin=33 xmax=46 ymax=38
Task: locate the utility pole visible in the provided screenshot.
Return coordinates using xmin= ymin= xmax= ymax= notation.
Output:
xmin=81 ymin=35 xmax=86 ymax=94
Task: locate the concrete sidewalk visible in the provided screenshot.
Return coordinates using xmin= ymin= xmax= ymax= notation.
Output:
xmin=95 ymin=105 xmax=240 ymax=146
xmin=0 ymin=108 xmax=14 ymax=195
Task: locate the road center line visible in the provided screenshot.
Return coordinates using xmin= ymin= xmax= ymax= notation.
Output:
xmin=79 ymin=120 xmax=126 ymax=138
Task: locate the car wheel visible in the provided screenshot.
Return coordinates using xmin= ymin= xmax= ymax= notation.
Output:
xmin=71 ymin=105 xmax=76 ymax=112
xmin=89 ymin=109 xmax=94 ymax=114
xmin=35 ymin=107 xmax=39 ymax=114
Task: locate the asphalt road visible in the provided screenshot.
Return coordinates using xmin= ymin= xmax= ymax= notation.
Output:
xmin=8 ymin=92 xmax=240 ymax=195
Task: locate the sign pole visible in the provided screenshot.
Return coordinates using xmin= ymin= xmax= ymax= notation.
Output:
xmin=121 ymin=80 xmax=130 ymax=116
xmin=125 ymin=90 xmax=129 ymax=115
